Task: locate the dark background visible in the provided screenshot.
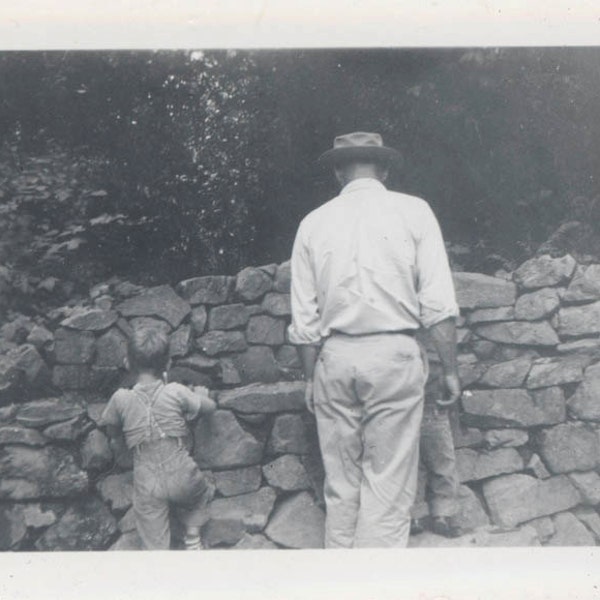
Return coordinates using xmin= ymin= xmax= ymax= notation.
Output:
xmin=0 ymin=48 xmax=599 ymax=295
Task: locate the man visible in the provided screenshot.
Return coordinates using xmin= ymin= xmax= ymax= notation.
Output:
xmin=288 ymin=131 xmax=460 ymax=548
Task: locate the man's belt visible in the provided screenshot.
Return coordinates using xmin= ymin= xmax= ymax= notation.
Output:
xmin=330 ymin=329 xmax=417 ymax=338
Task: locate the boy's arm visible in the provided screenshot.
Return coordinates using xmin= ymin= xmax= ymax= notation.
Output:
xmin=104 ymin=424 xmax=128 ymax=458
xmin=175 ymin=384 xmax=217 ymax=420
xmin=99 ymin=394 xmax=127 ymax=457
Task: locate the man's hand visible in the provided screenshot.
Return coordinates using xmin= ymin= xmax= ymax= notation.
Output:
xmin=304 ymin=380 xmax=315 ymax=414
xmin=436 ymin=372 xmax=461 ymax=409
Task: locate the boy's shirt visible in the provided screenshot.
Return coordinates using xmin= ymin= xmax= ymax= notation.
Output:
xmin=100 ymin=381 xmax=204 ymax=449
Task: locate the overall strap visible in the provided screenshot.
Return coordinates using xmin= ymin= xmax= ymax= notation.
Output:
xmin=133 ymin=383 xmax=168 ymax=441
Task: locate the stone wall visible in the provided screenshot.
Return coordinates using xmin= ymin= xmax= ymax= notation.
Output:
xmin=2 ymin=253 xmax=600 ymax=550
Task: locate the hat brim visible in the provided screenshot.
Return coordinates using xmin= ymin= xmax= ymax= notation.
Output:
xmin=318 ymin=145 xmax=402 ymax=167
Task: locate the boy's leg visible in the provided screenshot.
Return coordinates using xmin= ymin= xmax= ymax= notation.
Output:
xmin=133 ymin=465 xmax=171 ymax=550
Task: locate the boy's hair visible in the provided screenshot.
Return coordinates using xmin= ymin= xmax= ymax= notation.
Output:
xmin=127 ymin=326 xmax=170 ymax=375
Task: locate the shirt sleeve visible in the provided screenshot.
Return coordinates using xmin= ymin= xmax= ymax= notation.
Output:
xmin=172 ymin=383 xmax=203 ymax=420
xmin=415 ymin=205 xmax=460 ymax=328
xmin=99 ymin=392 xmax=123 ymax=429
xmin=288 ymin=220 xmax=322 ymax=345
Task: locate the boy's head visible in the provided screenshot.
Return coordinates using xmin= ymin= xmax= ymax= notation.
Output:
xmin=126 ymin=326 xmax=170 ymax=377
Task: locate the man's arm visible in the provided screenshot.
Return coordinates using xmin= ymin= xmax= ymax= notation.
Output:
xmin=298 ymin=344 xmax=320 ymax=414
xmin=427 ymin=317 xmax=460 ymax=407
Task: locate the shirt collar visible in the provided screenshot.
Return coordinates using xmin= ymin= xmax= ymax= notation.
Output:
xmin=340 ymin=178 xmax=387 ymax=195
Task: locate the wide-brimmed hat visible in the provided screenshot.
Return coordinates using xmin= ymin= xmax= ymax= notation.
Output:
xmin=318 ymin=131 xmax=402 ymax=167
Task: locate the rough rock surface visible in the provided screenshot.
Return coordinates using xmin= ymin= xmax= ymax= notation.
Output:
xmin=568 ymin=471 xmax=600 ymax=505
xmin=262 ymin=454 xmax=311 ymax=491
xmin=16 ymin=398 xmax=86 ymax=428
xmin=177 ymin=276 xmax=234 ymax=305
xmin=0 ymin=425 xmax=48 ymax=446
xmin=234 ymin=533 xmax=279 ymax=549
xmin=208 ymin=304 xmax=250 ymax=331
xmin=267 ymin=414 xmax=310 ymax=455
xmin=194 ymin=410 xmax=264 ymax=468
xmin=98 ymin=472 xmax=134 ymax=512
xmin=61 ymin=309 xmax=118 ymax=332
xmin=409 ymin=525 xmax=540 ymax=548
xmin=474 ymin=321 xmax=559 ymax=347
xmin=514 ymin=288 xmax=561 ymax=320
xmin=482 ymin=474 xmax=581 ymax=527
xmin=513 ymin=254 xmax=576 ymax=290
xmin=219 ymin=381 xmax=305 ymax=414
xmin=246 ymin=316 xmax=286 ymax=346
xmin=235 ymin=267 xmax=272 ymax=302
xmin=213 ymin=466 xmax=263 ymax=497
xmin=35 ymin=497 xmax=118 ymax=551
xmin=196 ymin=331 xmax=247 ymax=356
xmin=231 ymin=346 xmax=281 ymax=384
xmin=467 ymin=306 xmax=515 ymax=324
xmin=562 ymin=264 xmax=600 ymax=302
xmin=452 ymin=485 xmax=491 ymax=531
xmin=525 ymin=357 xmax=585 ymax=389
xmin=461 ymin=388 xmax=566 ymax=428
xmin=456 ymin=448 xmax=523 ymax=482
xmin=548 ymin=511 xmax=596 ymax=546
xmin=537 ymin=422 xmax=599 ymax=474
xmin=95 ymin=327 xmax=128 ymax=368
xmin=556 ymin=302 xmax=600 ymax=338
xmin=264 ymin=491 xmax=325 ymax=548
xmin=209 ymin=487 xmax=277 ymax=533
xmin=483 ymin=429 xmax=529 ymax=449
xmin=0 ymin=504 xmax=27 ymax=550
xmin=261 ymin=293 xmax=291 ymax=317
xmin=201 ymin=518 xmax=246 ymax=548
xmin=116 ymin=285 xmax=190 ymax=328
xmin=478 ymin=358 xmax=532 ymax=388
xmin=453 ymin=272 xmax=516 ymax=309
xmin=567 ymin=362 xmax=600 ymax=420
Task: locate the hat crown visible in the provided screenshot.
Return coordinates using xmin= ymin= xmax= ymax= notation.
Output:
xmin=333 ymin=132 xmax=384 ymax=150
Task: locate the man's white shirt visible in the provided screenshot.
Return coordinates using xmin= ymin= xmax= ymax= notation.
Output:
xmin=288 ymin=177 xmax=459 ymax=345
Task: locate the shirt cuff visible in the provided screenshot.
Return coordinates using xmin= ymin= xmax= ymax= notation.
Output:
xmin=420 ymin=306 xmax=460 ymax=329
xmin=287 ymin=324 xmax=322 ymax=346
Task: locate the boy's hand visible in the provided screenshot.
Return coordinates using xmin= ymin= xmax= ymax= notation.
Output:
xmin=193 ymin=385 xmax=217 ymax=413
xmin=304 ymin=380 xmax=315 ymax=414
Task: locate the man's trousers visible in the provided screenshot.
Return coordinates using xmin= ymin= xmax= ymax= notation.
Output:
xmin=313 ymin=332 xmax=426 ymax=548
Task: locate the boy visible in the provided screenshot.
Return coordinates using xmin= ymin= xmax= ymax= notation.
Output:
xmin=100 ymin=326 xmax=216 ymax=550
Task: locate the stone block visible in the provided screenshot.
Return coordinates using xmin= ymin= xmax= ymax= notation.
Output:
xmin=80 ymin=429 xmax=113 ymax=471
xmin=409 ymin=525 xmax=539 ymax=548
xmin=246 ymin=315 xmax=285 ymax=346
xmin=451 ymin=420 xmax=484 ymax=449
xmin=556 ymin=302 xmax=600 ymax=338
xmin=217 ymin=358 xmax=242 ymax=386
xmin=231 ymin=346 xmax=280 ymax=384
xmin=0 ymin=445 xmax=88 ymax=500
xmin=261 ymin=293 xmax=291 ymax=317
xmin=573 ymin=507 xmax=600 ymax=542
xmin=193 ymin=410 xmax=264 ymax=469
xmin=483 ymin=429 xmax=529 ymax=449
xmin=267 ymin=414 xmax=310 ymax=455
xmin=213 ymin=466 xmax=263 ymax=497
xmin=537 ymin=422 xmax=599 ymax=474
xmin=0 ymin=425 xmax=48 ymax=446
xmin=526 ymin=453 xmax=551 ymax=479
xmin=0 ymin=505 xmax=26 ymax=550
xmin=452 ymin=485 xmax=490 ymax=531
xmin=466 ymin=306 xmax=515 ymax=324
xmin=263 ymin=454 xmax=311 ymax=491
xmin=548 ymin=511 xmax=596 ymax=546
xmin=61 ymin=309 xmax=119 ymax=332
xmin=568 ymin=471 xmax=600 ymax=505
xmin=52 ymin=365 xmax=92 ymax=390
xmin=264 ymin=491 xmax=325 ymax=548
xmin=453 ymin=272 xmax=517 ymax=309
xmin=26 ymin=325 xmax=54 ymax=350
xmin=35 ymin=497 xmax=118 ymax=551
xmin=116 ymin=285 xmax=190 ymax=329
xmin=461 ymin=387 xmax=566 ymax=428
xmin=563 ymin=264 xmax=600 ymax=302
xmin=0 ymin=359 xmax=26 ymax=406
xmin=479 ymin=358 xmax=532 ymax=388
xmin=273 ymin=261 xmax=291 ymax=293
xmin=86 ymin=402 xmax=108 ymax=424
xmin=234 ymin=533 xmax=278 ymax=549
xmin=524 ymin=516 xmax=555 ymax=543
xmin=208 ymin=304 xmax=250 ymax=330
xmin=456 ymin=447 xmax=523 ymax=482
xmin=7 ymin=344 xmax=52 ymax=391
xmin=567 ymin=362 xmax=600 ymax=421
xmin=557 ymin=338 xmax=600 ymax=357
xmin=22 ymin=504 xmax=58 ymax=529
xmin=16 ymin=398 xmax=86 ymax=428
xmin=201 ymin=518 xmax=246 ymax=548
xmin=128 ymin=316 xmax=172 ymax=334
xmin=276 ymin=345 xmax=301 ymax=371
xmin=209 ymin=487 xmax=276 ymax=533
xmin=43 ymin=414 xmax=91 ymax=441
xmin=482 ymin=474 xmax=581 ymax=527
xmin=95 ymin=327 xmax=128 ymax=368
xmin=235 ymin=267 xmax=273 ymax=302
xmin=196 ymin=331 xmax=247 ymax=356
xmin=513 ymin=254 xmax=576 ymax=290
xmin=190 ymin=306 xmax=208 ymax=335
xmin=169 ymin=325 xmax=192 ymax=358
xmin=98 ymin=471 xmax=134 ymax=512
xmin=514 ymin=288 xmax=561 ymax=320
xmin=526 ymin=357 xmax=586 ymax=389
xmin=177 ymin=276 xmax=234 ymax=305
xmin=219 ymin=381 xmax=305 ymax=414
xmin=474 ymin=321 xmax=559 ymax=347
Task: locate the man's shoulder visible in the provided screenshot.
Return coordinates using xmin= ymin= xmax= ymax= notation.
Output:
xmin=387 ymin=190 xmax=432 ymax=211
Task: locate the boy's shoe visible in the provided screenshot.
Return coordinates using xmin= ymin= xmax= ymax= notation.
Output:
xmin=430 ymin=516 xmax=463 ymax=539
xmin=183 ymin=534 xmax=203 ymax=550
xmin=409 ymin=518 xmax=425 ymax=535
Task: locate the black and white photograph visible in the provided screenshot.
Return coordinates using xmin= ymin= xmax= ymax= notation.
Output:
xmin=1 ymin=2 xmax=600 ymax=598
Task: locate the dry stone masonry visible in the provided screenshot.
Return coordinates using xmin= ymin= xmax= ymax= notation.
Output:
xmin=2 ymin=253 xmax=600 ymax=550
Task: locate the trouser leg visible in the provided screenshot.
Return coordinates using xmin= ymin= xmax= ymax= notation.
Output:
xmin=313 ymin=347 xmax=362 ymax=549
xmin=420 ymin=404 xmax=460 ymax=518
xmin=133 ymin=464 xmax=171 ymax=550
xmin=353 ymin=336 xmax=425 ymax=548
